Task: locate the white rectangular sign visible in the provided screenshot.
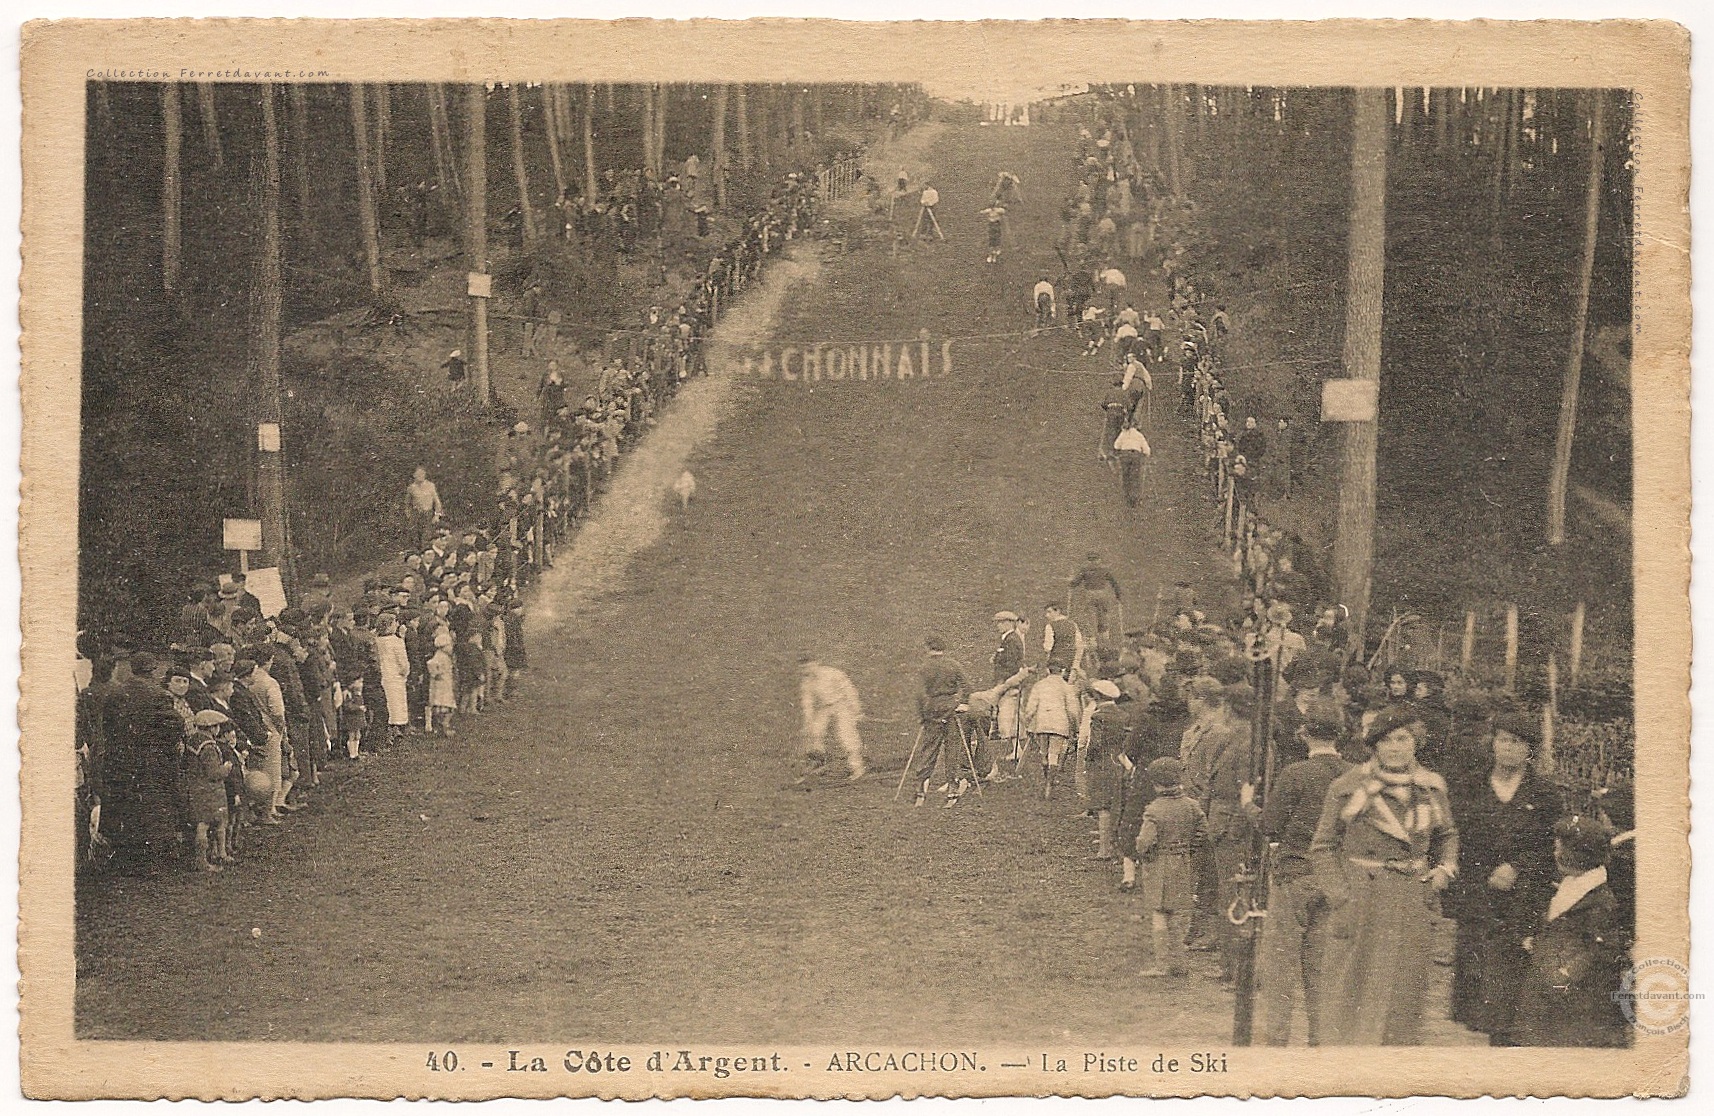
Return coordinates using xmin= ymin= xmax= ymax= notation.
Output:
xmin=1321 ymin=378 xmax=1379 ymax=422
xmin=221 ymin=518 xmax=263 ymax=552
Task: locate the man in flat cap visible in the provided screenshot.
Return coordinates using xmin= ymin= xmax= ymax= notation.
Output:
xmin=983 ymin=610 xmax=1031 ymax=780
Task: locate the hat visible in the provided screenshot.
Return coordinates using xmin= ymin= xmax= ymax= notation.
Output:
xmin=129 ymin=650 xmax=159 ymax=674
xmin=1090 ymin=679 xmax=1121 ymax=699
xmin=1297 ymin=702 xmax=1346 ymax=741
xmin=1363 ymin=704 xmax=1427 ymax=748
xmin=208 ymin=670 xmax=235 ymax=687
xmin=232 ymin=658 xmax=258 ymax=679
xmin=992 ymin=610 xmax=1020 ymax=623
xmin=1146 ymin=757 xmax=1185 ymax=788
xmin=1490 ymin=708 xmax=1543 ymax=750
xmin=217 ymin=583 xmax=241 ymax=600
xmin=1553 ymin=815 xmax=1613 ymax=872
xmin=192 ymin=709 xmax=231 ymax=729
xmin=276 ymin=607 xmax=308 ymax=628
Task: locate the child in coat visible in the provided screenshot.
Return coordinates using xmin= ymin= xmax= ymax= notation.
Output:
xmin=1136 ymin=757 xmax=1209 ymax=978
xmin=427 ymin=632 xmax=457 ymax=736
xmin=340 ymin=677 xmax=369 ymax=760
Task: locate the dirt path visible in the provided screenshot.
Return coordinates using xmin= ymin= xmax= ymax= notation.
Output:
xmin=75 ymin=120 xmax=1477 ymax=1051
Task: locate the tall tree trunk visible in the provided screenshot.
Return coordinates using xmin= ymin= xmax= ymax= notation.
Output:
xmin=755 ymin=85 xmax=772 ymax=175
xmin=1434 ymin=87 xmax=1453 ymax=153
xmin=1162 ymin=83 xmax=1183 ymax=197
xmin=811 ymin=83 xmax=824 ymax=136
xmin=288 ymin=84 xmax=312 ymax=229
xmin=1333 ymin=88 xmax=1389 ymax=653
xmin=349 ymin=84 xmax=384 ymax=294
xmin=1505 ymin=88 xmax=1525 ymax=197
xmin=711 ymin=84 xmax=729 ymax=208
xmin=373 ymin=83 xmax=390 ymax=197
xmin=1488 ymin=89 xmax=1510 ymax=232
xmin=464 ymin=84 xmax=490 ymax=407
xmin=162 ymin=83 xmax=182 ymax=299
xmin=196 ymin=81 xmax=223 ymax=168
xmin=791 ymin=86 xmax=807 ymax=149
xmin=1143 ymin=84 xmax=1161 ymax=173
xmin=736 ymin=84 xmax=752 ymax=172
xmin=251 ymin=84 xmax=288 ymax=583
xmin=582 ymin=83 xmax=599 ymax=202
xmin=507 ymin=83 xmax=539 ymax=243
xmin=853 ymin=82 xmax=865 ymax=123
xmin=427 ymin=83 xmax=460 ymax=201
xmin=542 ymin=83 xmax=568 ymax=203
xmin=1546 ymin=91 xmax=1606 ymax=545
xmin=651 ymin=80 xmax=665 ymax=174
xmin=776 ymin=85 xmax=792 ymax=156
xmin=641 ymin=83 xmax=657 ymax=175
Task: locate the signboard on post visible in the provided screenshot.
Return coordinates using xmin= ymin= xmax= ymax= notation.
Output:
xmin=467 ymin=271 xmax=492 ymax=299
xmin=1320 ymin=378 xmax=1379 ymax=423
xmin=256 ymin=422 xmax=282 ymax=452
xmin=222 ymin=518 xmax=263 ymax=553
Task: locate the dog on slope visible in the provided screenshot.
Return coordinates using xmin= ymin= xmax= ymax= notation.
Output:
xmin=672 ymin=469 xmax=697 ymax=518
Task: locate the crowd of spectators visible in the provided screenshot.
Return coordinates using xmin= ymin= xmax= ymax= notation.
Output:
xmin=72 ymin=154 xmax=836 ymax=881
xmin=941 ymin=105 xmax=1638 ymax=1048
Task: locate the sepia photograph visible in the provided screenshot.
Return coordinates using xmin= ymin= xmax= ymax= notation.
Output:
xmin=17 ymin=17 xmax=1692 ymax=1101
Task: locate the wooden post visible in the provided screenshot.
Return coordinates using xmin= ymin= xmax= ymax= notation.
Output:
xmin=463 ymin=84 xmax=490 ymax=407
xmin=1503 ymin=604 xmax=1519 ymax=692
xmin=1547 ymin=90 xmax=1606 ymax=544
xmin=1332 ymin=88 xmax=1389 ymax=646
xmin=1570 ymin=600 xmax=1587 ymax=686
xmin=251 ymin=85 xmax=288 ymax=590
xmin=1460 ymin=609 xmax=1477 ymax=675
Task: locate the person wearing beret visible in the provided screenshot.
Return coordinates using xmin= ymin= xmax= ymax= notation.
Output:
xmin=1446 ymin=709 xmax=1563 ymax=1045
xmin=1514 ymin=815 xmax=1632 ymax=1046
xmin=1310 ymin=705 xmax=1459 ymax=1045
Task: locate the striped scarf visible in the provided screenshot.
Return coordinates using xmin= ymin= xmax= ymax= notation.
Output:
xmin=1338 ymin=760 xmax=1447 ymax=846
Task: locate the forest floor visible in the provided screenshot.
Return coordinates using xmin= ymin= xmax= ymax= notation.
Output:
xmin=76 ymin=119 xmax=1484 ymax=1053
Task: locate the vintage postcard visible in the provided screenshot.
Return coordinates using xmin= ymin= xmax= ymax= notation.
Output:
xmin=18 ymin=17 xmax=1690 ymax=1100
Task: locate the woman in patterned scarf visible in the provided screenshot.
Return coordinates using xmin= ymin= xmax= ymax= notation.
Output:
xmin=1311 ymin=705 xmax=1460 ymax=1045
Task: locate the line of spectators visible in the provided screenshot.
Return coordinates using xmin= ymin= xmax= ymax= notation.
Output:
xmin=72 ymin=154 xmax=843 ymax=882
xmin=1045 ymin=99 xmax=1637 ymax=1047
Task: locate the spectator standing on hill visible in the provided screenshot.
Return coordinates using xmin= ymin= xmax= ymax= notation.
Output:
xmin=912 ymin=184 xmax=945 ymax=241
xmin=405 ymin=467 xmax=444 ymax=549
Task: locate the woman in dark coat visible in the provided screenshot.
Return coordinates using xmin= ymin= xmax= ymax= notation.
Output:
xmin=1515 ymin=815 xmax=1632 ymax=1047
xmin=1446 ymin=710 xmax=1563 ymax=1045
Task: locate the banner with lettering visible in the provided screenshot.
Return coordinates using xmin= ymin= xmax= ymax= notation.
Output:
xmin=731 ymin=338 xmax=955 ymax=382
